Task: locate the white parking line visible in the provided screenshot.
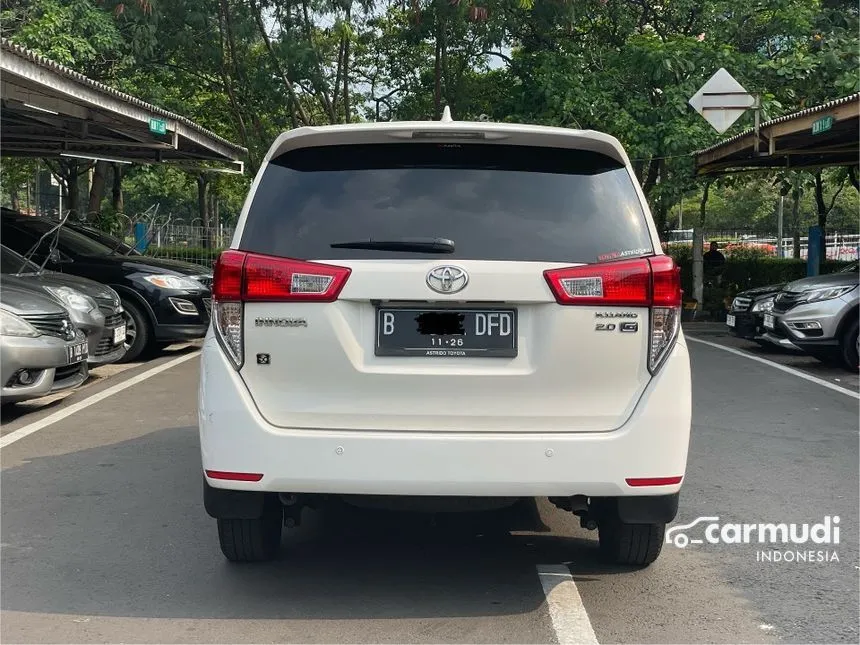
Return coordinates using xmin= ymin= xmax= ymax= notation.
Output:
xmin=537 ymin=564 xmax=599 ymax=645
xmin=687 ymin=337 xmax=859 ymax=400
xmin=0 ymin=351 xmax=200 ymax=449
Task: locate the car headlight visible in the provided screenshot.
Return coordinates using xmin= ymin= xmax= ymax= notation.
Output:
xmin=142 ymin=275 xmax=205 ymax=290
xmin=0 ymin=309 xmax=40 ymax=337
xmin=802 ymin=285 xmax=858 ymax=304
xmin=751 ymin=298 xmax=774 ymax=312
xmin=43 ymin=286 xmax=98 ymax=314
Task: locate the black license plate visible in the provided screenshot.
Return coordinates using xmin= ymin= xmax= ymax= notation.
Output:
xmin=375 ymin=308 xmax=517 ymax=358
xmin=66 ymin=341 xmax=88 ymax=364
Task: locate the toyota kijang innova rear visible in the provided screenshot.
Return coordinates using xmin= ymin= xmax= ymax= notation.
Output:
xmin=198 ymin=118 xmax=692 ymax=566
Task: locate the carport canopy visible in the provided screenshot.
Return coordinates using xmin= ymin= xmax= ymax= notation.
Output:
xmin=694 ymin=93 xmax=859 ymax=176
xmin=0 ymin=38 xmax=246 ymax=173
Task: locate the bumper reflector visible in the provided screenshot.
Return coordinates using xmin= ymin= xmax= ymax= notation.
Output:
xmin=205 ymin=470 xmax=264 ymax=482
xmin=625 ymin=476 xmax=683 ymax=487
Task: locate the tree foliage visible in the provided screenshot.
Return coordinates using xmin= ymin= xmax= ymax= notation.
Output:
xmin=1 ymin=0 xmax=857 ymax=229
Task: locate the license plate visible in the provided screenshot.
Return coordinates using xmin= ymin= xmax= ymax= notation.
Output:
xmin=375 ymin=308 xmax=517 ymax=358
xmin=113 ymin=324 xmax=126 ymax=345
xmin=726 ymin=314 xmax=735 ymax=327
xmin=67 ymin=341 xmax=88 ymax=364
xmin=764 ymin=313 xmax=775 ymax=329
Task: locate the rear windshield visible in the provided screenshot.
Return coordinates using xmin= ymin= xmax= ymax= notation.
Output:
xmin=239 ymin=143 xmax=654 ymax=263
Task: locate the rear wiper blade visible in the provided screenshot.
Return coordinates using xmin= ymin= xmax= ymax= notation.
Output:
xmin=330 ymin=237 xmax=455 ymax=253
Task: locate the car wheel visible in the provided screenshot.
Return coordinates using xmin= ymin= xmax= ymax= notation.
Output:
xmin=118 ymin=299 xmax=152 ymax=363
xmin=597 ymin=516 xmax=665 ymax=567
xmin=217 ymin=506 xmax=283 ymax=562
xmin=839 ymin=319 xmax=859 ymax=371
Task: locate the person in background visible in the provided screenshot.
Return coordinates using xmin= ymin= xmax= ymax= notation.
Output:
xmin=703 ymin=241 xmax=726 ymax=281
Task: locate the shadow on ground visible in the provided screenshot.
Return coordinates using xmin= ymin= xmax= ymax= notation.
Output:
xmin=1 ymin=425 xmax=637 ymax=621
xmin=0 ymin=343 xmax=201 ymax=426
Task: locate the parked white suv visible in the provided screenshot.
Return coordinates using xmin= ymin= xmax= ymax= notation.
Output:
xmin=198 ymin=114 xmax=692 ymax=567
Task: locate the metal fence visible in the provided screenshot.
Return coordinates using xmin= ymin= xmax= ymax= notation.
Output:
xmin=137 ymin=223 xmax=235 ymax=267
xmin=665 ymin=229 xmax=860 ymax=262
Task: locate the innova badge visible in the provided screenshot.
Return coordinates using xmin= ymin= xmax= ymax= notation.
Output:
xmin=426 ymin=265 xmax=468 ymax=294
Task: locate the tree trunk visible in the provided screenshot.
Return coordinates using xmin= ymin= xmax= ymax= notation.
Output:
xmin=653 ymin=197 xmax=669 ymax=241
xmin=342 ymin=5 xmax=351 ymax=123
xmin=250 ymin=0 xmax=312 ymax=126
xmin=692 ymin=181 xmax=710 ymax=312
xmin=87 ymin=161 xmax=109 ymax=221
xmin=111 ymin=164 xmax=124 ymax=213
xmin=791 ymin=182 xmax=801 ymax=258
xmin=441 ymin=13 xmax=451 ymax=111
xmin=849 ymin=166 xmax=859 ymax=192
xmin=10 ymin=188 xmax=19 ymax=211
xmin=66 ymin=160 xmax=80 ymax=219
xmin=641 ymin=158 xmax=660 ymax=198
xmin=433 ymin=19 xmax=442 ymax=118
xmin=198 ymin=174 xmax=211 ymax=249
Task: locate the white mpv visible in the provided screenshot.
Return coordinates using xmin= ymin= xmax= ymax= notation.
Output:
xmin=198 ymin=114 xmax=692 ymax=567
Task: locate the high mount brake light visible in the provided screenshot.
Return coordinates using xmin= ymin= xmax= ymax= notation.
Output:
xmin=543 ymin=256 xmax=682 ymax=374
xmin=211 ymin=250 xmax=352 ymax=369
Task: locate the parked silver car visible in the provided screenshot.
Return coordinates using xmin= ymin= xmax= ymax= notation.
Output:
xmin=1 ymin=284 xmax=89 ymax=404
xmin=763 ymin=261 xmax=859 ymax=370
xmin=0 ymin=245 xmax=127 ymax=366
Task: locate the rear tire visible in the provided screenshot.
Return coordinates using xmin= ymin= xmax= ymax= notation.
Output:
xmin=217 ymin=507 xmax=283 ymax=562
xmin=839 ymin=319 xmax=859 ymax=372
xmin=597 ymin=517 xmax=665 ymax=567
xmin=118 ymin=299 xmax=153 ymax=363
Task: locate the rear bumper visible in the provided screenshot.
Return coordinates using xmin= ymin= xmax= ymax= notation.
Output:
xmin=199 ymin=333 xmax=692 ymax=498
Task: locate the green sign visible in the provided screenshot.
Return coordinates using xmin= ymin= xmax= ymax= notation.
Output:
xmin=811 ymin=115 xmax=834 ymax=135
xmin=148 ymin=117 xmax=167 ymax=135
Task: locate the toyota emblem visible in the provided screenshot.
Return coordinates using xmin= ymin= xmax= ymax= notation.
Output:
xmin=426 ymin=265 xmax=468 ymax=294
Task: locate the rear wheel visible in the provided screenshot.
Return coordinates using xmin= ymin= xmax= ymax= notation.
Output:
xmin=597 ymin=517 xmax=665 ymax=567
xmin=217 ymin=506 xmax=283 ymax=562
xmin=839 ymin=319 xmax=859 ymax=371
xmin=118 ymin=299 xmax=153 ymax=363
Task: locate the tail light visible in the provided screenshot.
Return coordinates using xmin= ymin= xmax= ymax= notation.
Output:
xmin=544 ymin=255 xmax=681 ymax=374
xmin=211 ymin=250 xmax=351 ymax=369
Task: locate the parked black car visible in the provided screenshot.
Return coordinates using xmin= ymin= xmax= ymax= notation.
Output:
xmin=65 ymin=221 xmax=143 ymax=256
xmin=1 ymin=211 xmax=212 ymax=362
xmin=725 ymin=283 xmax=786 ymax=346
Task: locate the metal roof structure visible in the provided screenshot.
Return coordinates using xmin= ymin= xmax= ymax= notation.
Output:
xmin=0 ymin=38 xmax=246 ymax=173
xmin=694 ymin=93 xmax=859 ymax=176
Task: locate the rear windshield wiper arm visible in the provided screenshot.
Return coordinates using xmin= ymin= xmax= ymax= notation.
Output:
xmin=330 ymin=237 xmax=455 ymax=253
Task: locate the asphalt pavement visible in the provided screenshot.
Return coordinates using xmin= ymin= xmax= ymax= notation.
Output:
xmin=1 ymin=335 xmax=857 ymax=644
